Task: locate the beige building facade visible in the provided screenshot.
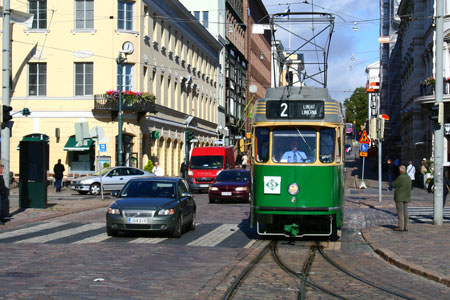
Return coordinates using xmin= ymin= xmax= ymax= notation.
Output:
xmin=2 ymin=0 xmax=221 ymax=177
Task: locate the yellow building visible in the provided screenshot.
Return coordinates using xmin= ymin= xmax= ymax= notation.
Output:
xmin=3 ymin=0 xmax=221 ymax=178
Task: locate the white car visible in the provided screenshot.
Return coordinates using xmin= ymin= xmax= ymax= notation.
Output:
xmin=70 ymin=167 xmax=154 ymax=195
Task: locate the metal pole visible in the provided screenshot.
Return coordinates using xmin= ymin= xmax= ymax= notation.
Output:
xmin=378 ymin=118 xmax=382 ymax=203
xmin=117 ymin=57 xmax=123 ymax=166
xmin=1 ymin=0 xmax=11 ymax=187
xmin=434 ymin=0 xmax=444 ymax=226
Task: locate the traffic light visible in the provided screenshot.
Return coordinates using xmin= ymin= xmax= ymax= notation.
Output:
xmin=1 ymin=105 xmax=12 ymax=124
xmin=239 ymin=138 xmax=245 ymax=153
xmin=429 ymin=104 xmax=440 ymax=124
xmin=186 ymin=130 xmax=195 ymax=142
xmin=369 ymin=118 xmax=377 ymax=141
xmin=379 ymin=117 xmax=385 ymax=140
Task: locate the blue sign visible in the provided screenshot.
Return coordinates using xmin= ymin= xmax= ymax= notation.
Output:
xmin=99 ymin=144 xmax=107 ymax=152
xmin=360 ymin=144 xmax=368 ymax=152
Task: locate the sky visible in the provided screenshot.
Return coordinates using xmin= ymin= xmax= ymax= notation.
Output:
xmin=261 ymin=0 xmax=380 ymax=103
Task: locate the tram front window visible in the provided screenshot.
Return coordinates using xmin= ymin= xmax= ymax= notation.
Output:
xmin=272 ymin=128 xmax=316 ymax=163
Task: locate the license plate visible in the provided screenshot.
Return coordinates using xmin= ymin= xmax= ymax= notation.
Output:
xmin=128 ymin=218 xmax=148 ymax=224
xmin=200 ymin=184 xmax=209 ymax=187
xmin=221 ymin=192 xmax=232 ymax=196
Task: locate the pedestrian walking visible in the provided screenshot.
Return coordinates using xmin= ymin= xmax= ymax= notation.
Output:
xmin=386 ymin=159 xmax=394 ymax=191
xmin=152 ymin=162 xmax=163 ymax=176
xmin=241 ymin=153 xmax=248 ymax=169
xmin=406 ymin=161 xmax=416 ymax=189
xmin=53 ymin=159 xmax=65 ymax=192
xmin=427 ymin=171 xmax=450 ymax=207
xmin=235 ymin=152 xmax=243 ymax=168
xmin=0 ymin=162 xmax=9 ymax=224
xmin=180 ymin=161 xmax=187 ymax=179
xmin=420 ymin=158 xmax=428 ymax=188
xmin=392 ymin=165 xmax=411 ymax=231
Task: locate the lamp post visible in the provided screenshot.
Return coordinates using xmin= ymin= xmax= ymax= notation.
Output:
xmin=116 ymin=53 xmax=126 ymax=166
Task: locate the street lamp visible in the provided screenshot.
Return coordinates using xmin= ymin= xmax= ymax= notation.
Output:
xmin=116 ymin=53 xmax=127 ymax=166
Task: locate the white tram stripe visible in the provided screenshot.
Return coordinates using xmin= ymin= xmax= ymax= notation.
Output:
xmin=15 ymin=223 xmax=105 ymax=244
xmin=188 ymin=224 xmax=239 ymax=247
xmin=129 ymin=237 xmax=167 ymax=244
xmin=0 ymin=222 xmax=68 ymax=240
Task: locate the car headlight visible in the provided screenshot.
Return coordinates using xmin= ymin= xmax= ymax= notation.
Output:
xmin=108 ymin=207 xmax=121 ymax=215
xmin=235 ymin=187 xmax=247 ymax=191
xmin=188 ymin=170 xmax=193 ymax=176
xmin=288 ymin=183 xmax=299 ymax=195
xmin=210 ymin=187 xmax=219 ymax=191
xmin=157 ymin=208 xmax=175 ymax=216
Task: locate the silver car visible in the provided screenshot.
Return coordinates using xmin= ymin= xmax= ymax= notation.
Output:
xmin=70 ymin=167 xmax=154 ymax=195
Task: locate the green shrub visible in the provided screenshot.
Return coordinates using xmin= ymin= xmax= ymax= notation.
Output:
xmin=144 ymin=160 xmax=154 ymax=172
xmin=103 ymin=162 xmax=110 ymax=168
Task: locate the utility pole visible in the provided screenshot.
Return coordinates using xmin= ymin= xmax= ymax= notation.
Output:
xmin=116 ymin=53 xmax=126 ymax=166
xmin=1 ymin=0 xmax=11 ymax=187
xmin=433 ymin=0 xmax=444 ymax=226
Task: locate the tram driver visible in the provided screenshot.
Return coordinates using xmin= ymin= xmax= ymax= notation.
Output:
xmin=280 ymin=140 xmax=308 ymax=163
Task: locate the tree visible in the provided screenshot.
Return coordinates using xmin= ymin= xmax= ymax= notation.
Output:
xmin=144 ymin=160 xmax=154 ymax=173
xmin=343 ymin=87 xmax=368 ymax=129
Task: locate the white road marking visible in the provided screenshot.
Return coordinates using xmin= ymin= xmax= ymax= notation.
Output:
xmin=129 ymin=237 xmax=167 ymax=244
xmin=0 ymin=222 xmax=68 ymax=240
xmin=15 ymin=223 xmax=104 ymax=244
xmin=72 ymin=233 xmax=112 ymax=244
xmin=188 ymin=224 xmax=239 ymax=247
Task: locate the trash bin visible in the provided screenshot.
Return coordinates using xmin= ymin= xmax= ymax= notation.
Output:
xmin=19 ymin=134 xmax=49 ymax=209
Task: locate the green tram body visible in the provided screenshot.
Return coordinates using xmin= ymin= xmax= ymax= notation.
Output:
xmin=251 ymin=86 xmax=345 ymax=238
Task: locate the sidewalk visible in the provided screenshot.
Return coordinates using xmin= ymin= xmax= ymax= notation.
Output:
xmin=3 ymin=185 xmax=111 ymax=229
xmin=348 ymin=161 xmax=450 ymax=287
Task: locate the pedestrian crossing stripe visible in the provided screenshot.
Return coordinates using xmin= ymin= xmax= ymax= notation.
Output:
xmin=408 ymin=207 xmax=450 ymax=224
xmin=0 ymin=222 xmax=257 ymax=248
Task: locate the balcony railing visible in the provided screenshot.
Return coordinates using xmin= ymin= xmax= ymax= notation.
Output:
xmin=93 ymin=94 xmax=157 ymax=113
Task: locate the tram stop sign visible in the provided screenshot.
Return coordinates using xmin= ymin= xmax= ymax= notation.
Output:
xmin=359 ymin=130 xmax=370 ymax=144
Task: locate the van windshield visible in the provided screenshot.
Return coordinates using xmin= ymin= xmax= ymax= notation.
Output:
xmin=190 ymin=156 xmax=224 ymax=170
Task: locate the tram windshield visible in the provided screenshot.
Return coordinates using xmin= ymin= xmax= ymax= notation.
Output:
xmin=255 ymin=127 xmax=336 ymax=164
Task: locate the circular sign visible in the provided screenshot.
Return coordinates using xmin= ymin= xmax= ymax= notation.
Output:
xmin=249 ymin=84 xmax=258 ymax=93
xmin=90 ymin=126 xmax=105 ymax=140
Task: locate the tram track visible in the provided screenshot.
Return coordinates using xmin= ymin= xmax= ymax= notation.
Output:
xmin=223 ymin=240 xmax=418 ymax=300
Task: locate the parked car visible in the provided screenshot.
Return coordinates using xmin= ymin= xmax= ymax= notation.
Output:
xmin=70 ymin=166 xmax=153 ymax=195
xmin=208 ymin=169 xmax=251 ymax=203
xmin=106 ymin=177 xmax=196 ymax=237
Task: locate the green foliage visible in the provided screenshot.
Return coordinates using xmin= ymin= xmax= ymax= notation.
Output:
xmin=103 ymin=162 xmax=110 ymax=168
xmin=144 ymin=160 xmax=154 ymax=172
xmin=343 ymin=87 xmax=368 ymax=129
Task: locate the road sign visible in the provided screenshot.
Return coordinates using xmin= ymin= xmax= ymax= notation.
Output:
xmin=359 ymin=130 xmax=370 ymax=144
xmin=99 ymin=144 xmax=107 ymax=152
xmin=360 ymin=144 xmax=368 ymax=152
xmin=360 ymin=151 xmax=368 ymax=157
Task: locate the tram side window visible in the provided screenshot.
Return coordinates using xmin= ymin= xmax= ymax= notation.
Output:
xmin=273 ymin=128 xmax=316 ymax=163
xmin=319 ymin=128 xmax=335 ymax=163
xmin=255 ymin=128 xmax=270 ymax=162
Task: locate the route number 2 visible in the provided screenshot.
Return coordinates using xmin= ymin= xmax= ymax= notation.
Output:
xmin=280 ymin=103 xmax=288 ymax=117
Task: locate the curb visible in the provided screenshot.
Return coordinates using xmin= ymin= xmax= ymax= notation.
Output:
xmin=361 ymin=228 xmax=450 ymax=287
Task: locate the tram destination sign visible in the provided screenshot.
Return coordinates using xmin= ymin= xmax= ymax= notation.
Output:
xmin=266 ymin=100 xmax=324 ymax=120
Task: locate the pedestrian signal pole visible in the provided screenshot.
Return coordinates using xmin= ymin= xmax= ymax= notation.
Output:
xmin=433 ymin=0 xmax=444 ymax=226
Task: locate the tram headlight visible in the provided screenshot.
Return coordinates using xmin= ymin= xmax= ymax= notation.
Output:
xmin=288 ymin=183 xmax=299 ymax=195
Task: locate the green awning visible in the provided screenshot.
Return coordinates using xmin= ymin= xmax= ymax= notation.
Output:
xmin=63 ymin=136 xmax=94 ymax=151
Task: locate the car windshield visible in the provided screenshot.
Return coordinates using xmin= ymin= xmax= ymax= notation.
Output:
xmin=94 ymin=167 xmax=113 ymax=176
xmin=120 ymin=181 xmax=176 ymax=198
xmin=190 ymin=156 xmax=224 ymax=170
xmin=216 ymin=171 xmax=249 ymax=182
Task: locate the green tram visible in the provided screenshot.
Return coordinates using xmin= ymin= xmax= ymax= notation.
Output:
xmin=251 ymin=86 xmax=345 ymax=239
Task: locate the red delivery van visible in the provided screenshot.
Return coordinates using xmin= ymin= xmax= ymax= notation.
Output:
xmin=187 ymin=146 xmax=235 ymax=192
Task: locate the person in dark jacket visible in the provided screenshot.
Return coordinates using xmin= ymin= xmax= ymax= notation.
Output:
xmin=427 ymin=173 xmax=450 ymax=207
xmin=53 ymin=159 xmax=65 ymax=192
xmin=386 ymin=159 xmax=394 ymax=191
xmin=235 ymin=152 xmax=243 ymax=168
xmin=0 ymin=163 xmax=9 ymax=223
xmin=180 ymin=161 xmax=187 ymax=179
xmin=392 ymin=165 xmax=411 ymax=231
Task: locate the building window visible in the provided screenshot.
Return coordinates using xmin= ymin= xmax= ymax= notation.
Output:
xmin=118 ymin=0 xmax=134 ymax=31
xmin=202 ymin=11 xmax=209 ymax=28
xmin=29 ymin=63 xmax=47 ymax=96
xmin=75 ymin=0 xmax=94 ymax=29
xmin=193 ymin=11 xmax=200 ymax=21
xmin=117 ymin=63 xmax=134 ymax=91
xmin=75 ymin=63 xmax=93 ymax=96
xmin=29 ymin=0 xmax=47 ymax=29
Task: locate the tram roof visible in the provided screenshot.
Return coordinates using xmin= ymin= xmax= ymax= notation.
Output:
xmin=253 ymin=86 xmax=344 ymax=124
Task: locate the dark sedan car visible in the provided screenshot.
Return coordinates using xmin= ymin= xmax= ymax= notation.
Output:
xmin=106 ymin=177 xmax=196 ymax=238
xmin=208 ymin=169 xmax=251 ymax=203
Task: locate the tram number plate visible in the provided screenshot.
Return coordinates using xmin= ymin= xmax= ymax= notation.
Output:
xmin=221 ymin=192 xmax=232 ymax=196
xmin=128 ymin=218 xmax=148 ymax=224
xmin=200 ymin=184 xmax=209 ymax=187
